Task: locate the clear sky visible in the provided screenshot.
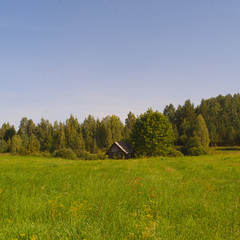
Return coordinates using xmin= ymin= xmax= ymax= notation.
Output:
xmin=1 ymin=0 xmax=240 ymax=127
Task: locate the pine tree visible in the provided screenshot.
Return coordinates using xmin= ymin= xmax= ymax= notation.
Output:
xmin=36 ymin=118 xmax=53 ymax=152
xmin=124 ymin=112 xmax=136 ymax=141
xmin=82 ymin=115 xmax=97 ymax=153
xmin=27 ymin=135 xmax=40 ymax=154
xmin=65 ymin=115 xmax=85 ymax=156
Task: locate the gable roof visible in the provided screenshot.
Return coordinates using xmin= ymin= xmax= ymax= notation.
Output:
xmin=106 ymin=141 xmax=134 ymax=155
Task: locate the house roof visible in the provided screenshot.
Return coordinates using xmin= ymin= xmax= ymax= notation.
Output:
xmin=106 ymin=141 xmax=135 ymax=155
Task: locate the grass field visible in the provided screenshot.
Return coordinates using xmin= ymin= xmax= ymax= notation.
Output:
xmin=1 ymin=149 xmax=240 ymax=239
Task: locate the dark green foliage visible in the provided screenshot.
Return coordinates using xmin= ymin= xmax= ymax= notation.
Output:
xmin=168 ymin=148 xmax=184 ymax=157
xmin=164 ymin=100 xmax=196 ymax=146
xmin=187 ymin=147 xmax=203 ymax=156
xmin=52 ymin=121 xmax=66 ymax=151
xmin=81 ymin=115 xmax=97 ymax=153
xmin=0 ymin=123 xmax=16 ymax=142
xmin=18 ymin=118 xmax=36 ymax=137
xmin=165 ymin=94 xmax=240 ymax=154
xmin=123 ymin=111 xmax=136 ymax=141
xmin=78 ymin=151 xmax=108 ymax=160
xmin=194 ymin=114 xmax=210 ymax=148
xmin=27 ymin=134 xmax=40 ymax=154
xmin=163 ymin=104 xmax=179 ymax=144
xmin=102 ymin=115 xmax=124 ymax=144
xmin=184 ymin=137 xmax=208 ymax=156
xmin=96 ymin=119 xmax=112 ymax=150
xmin=53 ymin=148 xmax=77 ymax=160
xmin=163 ymin=104 xmax=176 ymax=124
xmin=10 ymin=135 xmax=22 ymax=154
xmin=95 ymin=115 xmax=124 ymax=152
xmin=0 ymin=113 xmax=124 ymax=157
xmin=3 ymin=127 xmax=16 ymax=142
xmin=0 ymin=139 xmax=8 ymax=153
xmin=178 ymin=115 xmax=210 ymax=156
xmin=131 ymin=109 xmax=174 ymax=156
xmin=20 ymin=134 xmax=29 ymax=151
xmin=65 ymin=115 xmax=85 ymax=156
xmin=197 ymin=94 xmax=240 ymax=146
xmin=0 ymin=93 xmax=239 ymax=158
xmin=36 ymin=118 xmax=53 ymax=152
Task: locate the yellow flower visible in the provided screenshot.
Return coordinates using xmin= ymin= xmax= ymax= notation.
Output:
xmin=30 ymin=236 xmax=37 ymax=240
xmin=7 ymin=219 xmax=13 ymax=223
xmin=19 ymin=233 xmax=26 ymax=237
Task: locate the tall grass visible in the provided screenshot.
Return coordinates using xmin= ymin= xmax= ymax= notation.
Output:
xmin=0 ymin=150 xmax=240 ymax=239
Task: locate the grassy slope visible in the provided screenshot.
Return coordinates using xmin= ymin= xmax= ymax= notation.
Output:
xmin=0 ymin=150 xmax=240 ymax=239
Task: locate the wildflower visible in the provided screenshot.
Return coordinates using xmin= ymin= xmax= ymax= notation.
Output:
xmin=126 ymin=232 xmax=135 ymax=240
xmin=30 ymin=236 xmax=37 ymax=240
xmin=19 ymin=233 xmax=26 ymax=237
xmin=7 ymin=219 xmax=13 ymax=223
xmin=131 ymin=212 xmax=137 ymax=217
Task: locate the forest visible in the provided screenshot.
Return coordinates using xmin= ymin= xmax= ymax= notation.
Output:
xmin=0 ymin=93 xmax=239 ymax=158
xmin=164 ymin=93 xmax=240 ymax=147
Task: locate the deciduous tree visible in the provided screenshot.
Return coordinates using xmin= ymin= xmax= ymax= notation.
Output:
xmin=131 ymin=109 xmax=174 ymax=156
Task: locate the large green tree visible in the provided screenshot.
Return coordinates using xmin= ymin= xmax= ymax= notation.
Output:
xmin=194 ymin=114 xmax=210 ymax=149
xmin=131 ymin=109 xmax=174 ymax=156
xmin=81 ymin=115 xmax=98 ymax=153
xmin=65 ymin=115 xmax=85 ymax=156
xmin=96 ymin=119 xmax=112 ymax=151
xmin=123 ymin=111 xmax=136 ymax=141
xmin=184 ymin=114 xmax=210 ymax=155
xmin=52 ymin=121 xmax=66 ymax=151
xmin=10 ymin=135 xmax=22 ymax=154
xmin=36 ymin=118 xmax=53 ymax=152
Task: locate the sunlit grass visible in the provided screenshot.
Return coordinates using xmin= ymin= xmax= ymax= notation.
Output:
xmin=0 ymin=150 xmax=240 ymax=239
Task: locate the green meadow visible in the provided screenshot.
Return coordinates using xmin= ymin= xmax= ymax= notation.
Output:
xmin=1 ymin=149 xmax=240 ymax=240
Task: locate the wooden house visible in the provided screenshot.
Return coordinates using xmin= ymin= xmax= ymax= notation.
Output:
xmin=105 ymin=141 xmax=135 ymax=159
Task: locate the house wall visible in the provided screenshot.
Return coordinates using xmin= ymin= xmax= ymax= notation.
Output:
xmin=107 ymin=144 xmax=126 ymax=159
xmin=106 ymin=143 xmax=134 ymax=159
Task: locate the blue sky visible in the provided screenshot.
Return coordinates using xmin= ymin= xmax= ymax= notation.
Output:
xmin=1 ymin=0 xmax=240 ymax=127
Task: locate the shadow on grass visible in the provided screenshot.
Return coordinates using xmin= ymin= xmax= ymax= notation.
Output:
xmin=216 ymin=147 xmax=240 ymax=151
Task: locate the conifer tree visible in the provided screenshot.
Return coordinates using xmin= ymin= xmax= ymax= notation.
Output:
xmin=124 ymin=112 xmax=136 ymax=141
xmin=27 ymin=134 xmax=40 ymax=154
xmin=65 ymin=115 xmax=85 ymax=156
xmin=36 ymin=118 xmax=53 ymax=152
xmin=82 ymin=115 xmax=97 ymax=153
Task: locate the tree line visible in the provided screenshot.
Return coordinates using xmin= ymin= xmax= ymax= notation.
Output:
xmin=164 ymin=93 xmax=240 ymax=147
xmin=0 ymin=93 xmax=239 ymax=158
xmin=0 ymin=113 xmax=136 ymax=158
